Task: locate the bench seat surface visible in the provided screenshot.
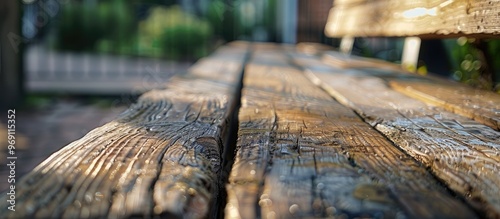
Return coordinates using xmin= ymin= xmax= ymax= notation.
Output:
xmin=2 ymin=42 xmax=499 ymax=219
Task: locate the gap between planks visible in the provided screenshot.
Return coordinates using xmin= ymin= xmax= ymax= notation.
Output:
xmin=226 ymin=44 xmax=477 ymax=219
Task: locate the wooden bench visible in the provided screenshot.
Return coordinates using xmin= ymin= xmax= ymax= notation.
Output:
xmin=2 ymin=1 xmax=500 ymax=219
xmin=0 ymin=42 xmax=250 ymax=219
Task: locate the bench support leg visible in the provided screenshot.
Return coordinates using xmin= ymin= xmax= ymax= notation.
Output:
xmin=340 ymin=36 xmax=354 ymax=54
xmin=402 ymin=37 xmax=421 ymax=73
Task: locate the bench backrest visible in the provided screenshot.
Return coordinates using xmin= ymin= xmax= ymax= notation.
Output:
xmin=325 ymin=0 xmax=500 ymax=38
xmin=324 ymin=0 xmax=500 ymax=72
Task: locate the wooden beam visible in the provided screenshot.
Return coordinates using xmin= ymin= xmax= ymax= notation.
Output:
xmin=401 ymin=37 xmax=422 ymax=72
xmin=296 ymin=42 xmax=334 ymax=55
xmin=325 ymin=0 xmax=500 ymax=38
xmin=322 ymin=51 xmax=407 ymax=72
xmin=0 ymin=43 xmax=249 ymax=218
xmin=226 ymin=44 xmax=476 ymax=218
xmin=295 ymin=52 xmax=500 ymax=218
xmin=390 ymin=80 xmax=500 ymax=131
xmin=339 ymin=36 xmax=355 ymax=54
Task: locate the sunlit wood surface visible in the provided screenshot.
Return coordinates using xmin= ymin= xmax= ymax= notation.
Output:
xmin=226 ymin=46 xmax=477 ymax=218
xmin=391 ymin=80 xmax=500 ymax=131
xmin=321 ymin=51 xmax=500 ymax=131
xmin=325 ymin=0 xmax=500 ymax=38
xmin=295 ymin=51 xmax=500 ymax=218
xmin=321 ymin=51 xmax=407 ymax=72
xmin=1 ymin=42 xmax=499 ymax=219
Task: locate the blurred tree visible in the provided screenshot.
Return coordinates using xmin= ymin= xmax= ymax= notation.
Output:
xmin=56 ymin=0 xmax=135 ymax=52
xmin=419 ymin=40 xmax=452 ymax=77
xmin=263 ymin=0 xmax=277 ymax=42
xmin=446 ymin=38 xmax=500 ymax=92
xmin=206 ymin=0 xmax=277 ymax=42
xmin=138 ymin=5 xmax=212 ymax=59
xmin=207 ymin=0 xmax=240 ymax=42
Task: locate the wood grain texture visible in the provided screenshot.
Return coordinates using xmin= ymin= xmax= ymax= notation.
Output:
xmin=0 ymin=43 xmax=249 ymax=219
xmin=322 ymin=51 xmax=408 ymax=73
xmin=325 ymin=0 xmax=500 ymax=38
xmin=295 ymin=53 xmax=500 ymax=218
xmin=226 ymin=46 xmax=477 ymax=219
xmin=321 ymin=50 xmax=500 ymax=131
xmin=390 ymin=80 xmax=500 ymax=131
xmin=296 ymin=42 xmax=335 ymax=56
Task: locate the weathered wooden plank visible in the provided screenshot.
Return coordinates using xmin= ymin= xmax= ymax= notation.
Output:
xmin=296 ymin=53 xmax=500 ymax=218
xmin=325 ymin=0 xmax=500 ymax=38
xmin=226 ymin=47 xmax=477 ymax=219
xmin=296 ymin=42 xmax=335 ymax=55
xmin=390 ymin=80 xmax=500 ymax=131
xmin=322 ymin=51 xmax=407 ymax=73
xmin=322 ymin=50 xmax=500 ymax=131
xmin=0 ymin=43 xmax=249 ymax=219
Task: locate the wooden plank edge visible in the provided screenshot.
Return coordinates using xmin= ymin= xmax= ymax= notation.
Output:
xmin=301 ymin=66 xmax=500 ymax=219
xmin=390 ymin=81 xmax=500 ymax=131
xmin=0 ymin=43 xmax=250 ymax=219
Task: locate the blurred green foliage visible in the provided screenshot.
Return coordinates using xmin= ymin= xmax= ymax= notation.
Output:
xmin=54 ymin=1 xmax=213 ymax=60
xmin=55 ymin=0 xmax=135 ymax=52
xmin=487 ymin=40 xmax=500 ymax=92
xmin=138 ymin=6 xmax=212 ymax=59
xmin=207 ymin=0 xmax=239 ymax=42
xmin=446 ymin=38 xmax=500 ymax=92
xmin=24 ymin=94 xmax=54 ymax=110
xmin=206 ymin=0 xmax=278 ymax=42
xmin=53 ymin=0 xmax=280 ymax=59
